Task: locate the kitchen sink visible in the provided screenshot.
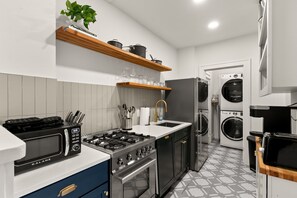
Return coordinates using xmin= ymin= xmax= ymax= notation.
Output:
xmin=156 ymin=122 xmax=181 ymax=127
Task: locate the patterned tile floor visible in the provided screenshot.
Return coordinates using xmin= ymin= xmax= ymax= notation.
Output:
xmin=164 ymin=142 xmax=256 ymax=198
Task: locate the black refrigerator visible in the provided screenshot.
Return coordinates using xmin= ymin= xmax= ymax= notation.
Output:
xmin=165 ymin=78 xmax=209 ymax=171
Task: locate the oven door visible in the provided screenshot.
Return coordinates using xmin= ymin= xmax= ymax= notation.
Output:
xmin=111 ymin=155 xmax=156 ymax=198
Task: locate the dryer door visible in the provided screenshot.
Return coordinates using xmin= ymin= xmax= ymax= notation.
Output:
xmin=221 ymin=79 xmax=243 ymax=103
xmin=198 ymin=81 xmax=208 ymax=103
xmin=198 ymin=114 xmax=208 ymax=136
xmin=221 ymin=117 xmax=243 ymax=141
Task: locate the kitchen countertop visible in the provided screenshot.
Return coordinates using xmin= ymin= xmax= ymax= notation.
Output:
xmin=0 ymin=126 xmax=26 ymax=198
xmin=256 ymin=137 xmax=297 ymax=182
xmin=0 ymin=126 xmax=25 ymax=165
xmin=14 ymin=145 xmax=110 ymax=197
xmin=131 ymin=120 xmax=192 ymax=139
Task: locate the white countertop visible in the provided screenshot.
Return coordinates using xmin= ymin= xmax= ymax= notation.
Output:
xmin=14 ymin=145 xmax=110 ymax=198
xmin=0 ymin=126 xmax=26 ymax=164
xmin=131 ymin=120 xmax=192 ymax=139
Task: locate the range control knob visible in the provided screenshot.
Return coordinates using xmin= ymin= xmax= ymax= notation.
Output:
xmin=136 ymin=149 xmax=142 ymax=157
xmin=127 ymin=154 xmax=133 ymax=161
xmin=117 ymin=158 xmax=124 ymax=166
xmin=146 ymin=146 xmax=151 ymax=153
xmin=141 ymin=147 xmax=146 ymax=153
xmin=72 ymin=144 xmax=80 ymax=151
xmin=148 ymin=146 xmax=153 ymax=151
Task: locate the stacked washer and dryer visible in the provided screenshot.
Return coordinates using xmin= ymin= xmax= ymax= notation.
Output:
xmin=219 ymin=74 xmax=243 ymax=150
xmin=198 ymin=78 xmax=209 ymax=144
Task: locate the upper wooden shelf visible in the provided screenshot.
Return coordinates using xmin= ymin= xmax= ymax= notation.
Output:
xmin=117 ymin=82 xmax=172 ymax=91
xmin=56 ymin=27 xmax=172 ymax=72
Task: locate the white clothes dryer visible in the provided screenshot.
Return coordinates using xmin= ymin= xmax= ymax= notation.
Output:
xmin=220 ymin=111 xmax=243 ymax=149
xmin=220 ymin=73 xmax=243 ymax=111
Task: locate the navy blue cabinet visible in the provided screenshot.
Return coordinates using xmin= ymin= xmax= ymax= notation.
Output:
xmin=23 ymin=161 xmax=109 ymax=198
xmin=81 ymin=182 xmax=108 ymax=198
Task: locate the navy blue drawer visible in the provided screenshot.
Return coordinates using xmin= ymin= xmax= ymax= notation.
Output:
xmin=23 ymin=161 xmax=109 ymax=198
xmin=81 ymin=182 xmax=108 ymax=198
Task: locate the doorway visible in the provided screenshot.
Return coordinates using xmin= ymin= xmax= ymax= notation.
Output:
xmin=198 ymin=60 xmax=251 ymax=164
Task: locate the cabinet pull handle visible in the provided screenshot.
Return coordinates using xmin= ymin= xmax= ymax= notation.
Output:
xmin=181 ymin=141 xmax=187 ymax=144
xmin=164 ymin=136 xmax=170 ymax=139
xmin=103 ymin=191 xmax=109 ymax=197
xmin=58 ymin=184 xmax=77 ymax=197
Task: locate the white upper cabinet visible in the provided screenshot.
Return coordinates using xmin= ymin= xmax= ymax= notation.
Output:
xmin=258 ymin=0 xmax=297 ymax=96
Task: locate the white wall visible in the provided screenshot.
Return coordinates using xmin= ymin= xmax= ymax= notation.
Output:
xmin=56 ymin=0 xmax=178 ymax=86
xmin=0 ymin=0 xmax=56 ymax=78
xmin=291 ymin=92 xmax=297 ymax=104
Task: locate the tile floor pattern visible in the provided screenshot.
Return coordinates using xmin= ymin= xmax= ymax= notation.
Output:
xmin=164 ymin=142 xmax=256 ymax=198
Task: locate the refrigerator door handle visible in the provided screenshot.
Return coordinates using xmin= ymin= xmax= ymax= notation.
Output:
xmin=197 ymin=111 xmax=202 ymax=133
xmin=200 ymin=111 xmax=202 ymax=133
xmin=195 ymin=113 xmax=199 ymax=133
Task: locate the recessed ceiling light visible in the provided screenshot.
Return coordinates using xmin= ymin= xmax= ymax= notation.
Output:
xmin=208 ymin=21 xmax=220 ymax=30
xmin=193 ymin=0 xmax=206 ymax=4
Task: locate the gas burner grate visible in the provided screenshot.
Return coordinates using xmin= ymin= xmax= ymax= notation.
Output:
xmin=83 ymin=129 xmax=153 ymax=151
xmin=103 ymin=140 xmax=126 ymax=151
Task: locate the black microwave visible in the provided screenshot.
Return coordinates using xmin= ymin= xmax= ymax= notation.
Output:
xmin=13 ymin=123 xmax=81 ymax=174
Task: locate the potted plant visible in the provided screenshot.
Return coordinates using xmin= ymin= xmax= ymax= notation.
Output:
xmin=60 ymin=0 xmax=97 ymax=30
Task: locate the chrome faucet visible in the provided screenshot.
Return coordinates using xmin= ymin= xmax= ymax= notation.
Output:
xmin=154 ymin=100 xmax=168 ymax=122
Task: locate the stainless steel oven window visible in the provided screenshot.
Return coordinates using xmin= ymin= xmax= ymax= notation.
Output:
xmin=124 ymin=168 xmax=150 ymax=198
xmin=112 ymin=156 xmax=156 ymax=198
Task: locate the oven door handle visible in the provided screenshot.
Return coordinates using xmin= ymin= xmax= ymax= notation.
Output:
xmin=117 ymin=158 xmax=156 ymax=184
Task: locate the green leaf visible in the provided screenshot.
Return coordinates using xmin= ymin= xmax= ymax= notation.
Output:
xmin=66 ymin=0 xmax=71 ymax=8
xmin=85 ymin=17 xmax=92 ymax=22
xmin=82 ymin=5 xmax=90 ymax=11
xmin=84 ymin=21 xmax=89 ymax=29
xmin=76 ymin=14 xmax=82 ymax=21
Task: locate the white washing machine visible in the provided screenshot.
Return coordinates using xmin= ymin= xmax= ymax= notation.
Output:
xmin=198 ymin=110 xmax=209 ymax=143
xmin=220 ymin=111 xmax=243 ymax=149
xmin=198 ymin=78 xmax=209 ymax=110
xmin=220 ymin=73 xmax=243 ymax=111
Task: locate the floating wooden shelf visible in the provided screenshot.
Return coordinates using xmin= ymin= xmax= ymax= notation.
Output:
xmin=56 ymin=27 xmax=172 ymax=72
xmin=117 ymin=82 xmax=172 ymax=91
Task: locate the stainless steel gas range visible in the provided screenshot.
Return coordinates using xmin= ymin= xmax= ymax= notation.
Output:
xmin=83 ymin=129 xmax=156 ymax=198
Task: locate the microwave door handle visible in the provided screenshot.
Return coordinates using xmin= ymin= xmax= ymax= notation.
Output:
xmin=64 ymin=129 xmax=70 ymax=156
xmin=117 ymin=158 xmax=156 ymax=184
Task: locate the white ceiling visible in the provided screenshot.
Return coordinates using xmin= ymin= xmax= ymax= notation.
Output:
xmin=105 ymin=0 xmax=259 ymax=48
